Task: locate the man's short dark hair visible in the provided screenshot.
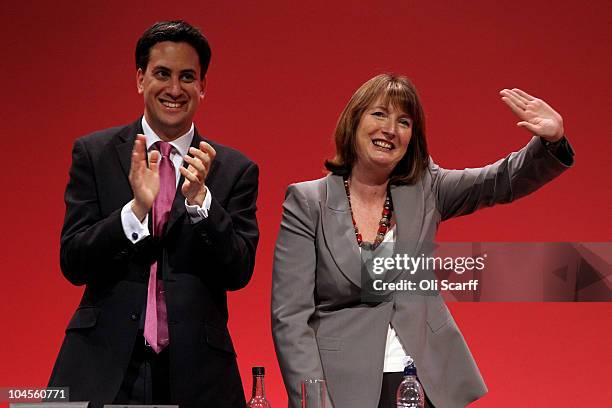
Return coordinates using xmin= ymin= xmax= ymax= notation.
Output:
xmin=135 ymin=20 xmax=211 ymax=79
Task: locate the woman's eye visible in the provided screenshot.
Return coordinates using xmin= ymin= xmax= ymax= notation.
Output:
xmin=372 ymin=111 xmax=385 ymax=117
xmin=399 ymin=119 xmax=412 ymax=127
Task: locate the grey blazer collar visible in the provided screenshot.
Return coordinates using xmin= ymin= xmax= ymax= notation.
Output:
xmin=322 ymin=174 xmax=425 ymax=288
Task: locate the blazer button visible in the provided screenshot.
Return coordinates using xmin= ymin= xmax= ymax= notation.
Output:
xmin=131 ymin=312 xmax=140 ymax=321
xmin=132 ymin=232 xmax=139 ymax=240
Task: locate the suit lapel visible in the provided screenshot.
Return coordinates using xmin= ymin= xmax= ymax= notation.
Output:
xmin=322 ymin=175 xmax=363 ymax=288
xmin=164 ymin=131 xmax=198 ymax=234
xmin=165 ymin=128 xmax=220 ymax=235
xmin=386 ymin=183 xmax=425 ymax=283
xmin=115 ymin=119 xmax=143 ymax=181
xmin=321 ymin=175 xmax=427 ymax=288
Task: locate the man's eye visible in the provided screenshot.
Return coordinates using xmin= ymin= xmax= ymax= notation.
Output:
xmin=155 ymin=71 xmax=169 ymax=79
xmin=181 ymin=74 xmax=195 ymax=82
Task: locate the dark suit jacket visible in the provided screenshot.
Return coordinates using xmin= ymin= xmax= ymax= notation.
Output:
xmin=49 ymin=118 xmax=259 ymax=408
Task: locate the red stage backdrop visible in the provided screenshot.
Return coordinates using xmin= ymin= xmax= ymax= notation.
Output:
xmin=1 ymin=1 xmax=611 ymax=406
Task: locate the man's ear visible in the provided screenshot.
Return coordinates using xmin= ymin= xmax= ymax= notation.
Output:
xmin=199 ymin=75 xmax=207 ymax=99
xmin=136 ymin=68 xmax=145 ymax=94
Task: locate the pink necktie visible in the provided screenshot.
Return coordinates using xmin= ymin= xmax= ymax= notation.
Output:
xmin=144 ymin=141 xmax=175 ymax=353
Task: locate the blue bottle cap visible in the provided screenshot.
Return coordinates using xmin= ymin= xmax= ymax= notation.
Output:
xmin=403 ymin=361 xmax=417 ymax=376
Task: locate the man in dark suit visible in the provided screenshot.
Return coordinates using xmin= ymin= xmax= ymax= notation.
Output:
xmin=48 ymin=21 xmax=259 ymax=408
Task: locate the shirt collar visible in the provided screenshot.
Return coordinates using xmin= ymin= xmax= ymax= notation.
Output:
xmin=141 ymin=116 xmax=194 ymax=158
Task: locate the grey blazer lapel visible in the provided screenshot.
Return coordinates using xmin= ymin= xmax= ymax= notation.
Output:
xmin=386 ymin=183 xmax=426 ymax=283
xmin=321 ymin=175 xmax=362 ymax=288
xmin=392 ymin=183 xmax=425 ymax=256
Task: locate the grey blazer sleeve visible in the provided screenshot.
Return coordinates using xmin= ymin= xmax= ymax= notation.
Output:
xmin=272 ymin=184 xmax=334 ymax=408
xmin=432 ymin=136 xmax=574 ymax=221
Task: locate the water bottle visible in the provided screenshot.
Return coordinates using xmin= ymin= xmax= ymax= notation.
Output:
xmin=396 ymin=359 xmax=424 ymax=408
xmin=247 ymin=366 xmax=272 ymax=407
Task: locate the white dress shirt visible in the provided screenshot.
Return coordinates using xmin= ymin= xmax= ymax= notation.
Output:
xmin=359 ymin=225 xmax=412 ymax=372
xmin=380 ymin=226 xmax=413 ymax=372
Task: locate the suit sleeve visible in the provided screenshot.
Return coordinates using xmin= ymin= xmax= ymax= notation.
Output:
xmin=59 ymin=138 xmax=135 ymax=285
xmin=191 ymin=161 xmax=259 ymax=290
xmin=272 ymin=185 xmax=334 ymax=408
xmin=433 ymin=136 xmax=574 ymax=221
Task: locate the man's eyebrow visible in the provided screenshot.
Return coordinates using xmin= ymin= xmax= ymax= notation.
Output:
xmin=149 ymin=65 xmax=196 ymax=74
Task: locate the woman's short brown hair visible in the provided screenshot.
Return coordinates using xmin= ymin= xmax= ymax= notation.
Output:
xmin=325 ymin=73 xmax=429 ymax=185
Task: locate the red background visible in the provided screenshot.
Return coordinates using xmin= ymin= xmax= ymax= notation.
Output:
xmin=1 ymin=0 xmax=611 ymax=406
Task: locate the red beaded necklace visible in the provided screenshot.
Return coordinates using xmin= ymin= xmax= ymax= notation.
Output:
xmin=343 ymin=177 xmax=393 ymax=250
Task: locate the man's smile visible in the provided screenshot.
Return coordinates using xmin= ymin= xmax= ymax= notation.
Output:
xmin=159 ymin=98 xmax=187 ymax=110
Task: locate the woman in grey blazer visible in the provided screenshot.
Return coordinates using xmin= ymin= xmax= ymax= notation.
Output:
xmin=272 ymin=74 xmax=573 ymax=408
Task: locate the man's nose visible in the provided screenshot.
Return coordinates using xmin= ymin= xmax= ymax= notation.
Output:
xmin=167 ymin=76 xmax=182 ymax=96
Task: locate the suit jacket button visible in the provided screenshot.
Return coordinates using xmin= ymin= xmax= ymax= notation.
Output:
xmin=131 ymin=312 xmax=139 ymax=321
xmin=132 ymin=232 xmax=139 ymax=240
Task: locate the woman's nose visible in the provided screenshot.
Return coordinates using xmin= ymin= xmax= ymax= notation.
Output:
xmin=381 ymin=119 xmax=396 ymax=136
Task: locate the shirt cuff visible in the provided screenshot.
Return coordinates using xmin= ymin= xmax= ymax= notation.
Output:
xmin=121 ymin=200 xmax=150 ymax=243
xmin=185 ymin=186 xmax=212 ymax=223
